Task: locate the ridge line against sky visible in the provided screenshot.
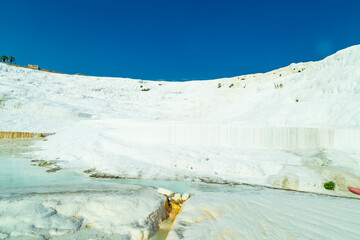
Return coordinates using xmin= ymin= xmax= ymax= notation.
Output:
xmin=1 ymin=0 xmax=360 ymax=81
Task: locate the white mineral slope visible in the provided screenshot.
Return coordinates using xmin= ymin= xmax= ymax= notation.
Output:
xmin=1 ymin=45 xmax=360 ymax=195
xmin=168 ymin=185 xmax=360 ymax=240
xmin=0 ymin=45 xmax=359 ymax=128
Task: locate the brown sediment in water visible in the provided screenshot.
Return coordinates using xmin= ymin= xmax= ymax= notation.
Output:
xmin=38 ymin=161 xmax=56 ymax=167
xmin=0 ymin=131 xmax=53 ymax=139
xmin=89 ymin=172 xmax=126 ymax=179
xmin=83 ymin=168 xmax=96 ymax=174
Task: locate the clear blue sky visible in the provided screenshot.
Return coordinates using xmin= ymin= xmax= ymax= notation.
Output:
xmin=1 ymin=0 xmax=360 ymax=81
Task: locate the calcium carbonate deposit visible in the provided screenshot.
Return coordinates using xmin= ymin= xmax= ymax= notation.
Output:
xmin=1 ymin=45 xmax=360 ymax=239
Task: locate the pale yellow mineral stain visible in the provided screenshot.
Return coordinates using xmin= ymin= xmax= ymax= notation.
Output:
xmin=0 ymin=131 xmax=52 ymax=139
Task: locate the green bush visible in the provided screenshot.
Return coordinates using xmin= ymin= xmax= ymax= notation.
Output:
xmin=324 ymin=181 xmax=335 ymax=190
xmin=229 ymin=83 xmax=234 ymax=88
xmin=141 ymin=88 xmax=150 ymax=91
xmin=218 ymin=83 xmax=222 ymax=88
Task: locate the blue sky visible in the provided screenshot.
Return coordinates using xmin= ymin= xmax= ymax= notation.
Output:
xmin=1 ymin=0 xmax=360 ymax=81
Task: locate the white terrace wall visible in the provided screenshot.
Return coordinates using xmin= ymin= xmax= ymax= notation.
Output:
xmin=114 ymin=122 xmax=360 ymax=150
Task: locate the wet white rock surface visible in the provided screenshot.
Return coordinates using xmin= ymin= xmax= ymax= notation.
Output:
xmin=168 ymin=185 xmax=360 ymax=240
xmin=0 ymin=184 xmax=166 ymax=239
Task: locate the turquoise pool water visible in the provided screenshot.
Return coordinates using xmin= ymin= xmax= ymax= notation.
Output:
xmin=0 ymin=142 xmax=92 ymax=198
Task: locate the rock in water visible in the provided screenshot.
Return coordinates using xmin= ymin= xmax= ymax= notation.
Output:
xmin=158 ymin=188 xmax=174 ymax=197
xmin=182 ymin=193 xmax=190 ymax=201
xmin=173 ymin=193 xmax=182 ymax=202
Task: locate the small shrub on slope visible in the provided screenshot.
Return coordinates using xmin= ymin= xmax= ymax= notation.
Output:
xmin=324 ymin=181 xmax=335 ymax=190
